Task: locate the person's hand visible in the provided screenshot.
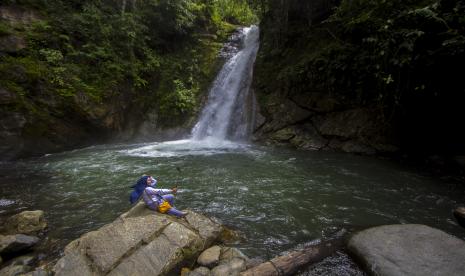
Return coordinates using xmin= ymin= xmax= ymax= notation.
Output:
xmin=172 ymin=187 xmax=178 ymax=194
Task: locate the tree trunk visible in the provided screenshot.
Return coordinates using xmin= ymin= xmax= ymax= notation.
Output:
xmin=240 ymin=238 xmax=343 ymax=276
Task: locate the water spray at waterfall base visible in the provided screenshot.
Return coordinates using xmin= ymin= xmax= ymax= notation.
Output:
xmin=192 ymin=25 xmax=260 ymax=142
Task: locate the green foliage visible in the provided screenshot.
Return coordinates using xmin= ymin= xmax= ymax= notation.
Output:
xmin=39 ymin=48 xmax=63 ymax=63
xmin=214 ymin=0 xmax=258 ymax=25
xmin=0 ymin=22 xmax=12 ymax=36
xmin=1 ymin=0 xmax=257 ymax=129
xmin=254 ymin=0 xmax=465 ymax=152
xmin=323 ymin=0 xmax=465 ymax=104
xmin=257 ymin=0 xmax=465 ymax=104
xmin=160 ymin=79 xmax=197 ymax=118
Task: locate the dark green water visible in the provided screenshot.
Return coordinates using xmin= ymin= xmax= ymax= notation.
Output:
xmin=1 ymin=139 xmax=464 ymax=265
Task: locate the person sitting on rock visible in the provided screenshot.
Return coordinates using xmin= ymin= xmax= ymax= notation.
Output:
xmin=129 ymin=175 xmax=155 ymax=204
xmin=142 ymin=175 xmax=187 ymax=217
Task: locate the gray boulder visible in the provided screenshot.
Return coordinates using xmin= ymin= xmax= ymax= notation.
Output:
xmin=290 ymin=124 xmax=328 ymax=151
xmin=219 ymin=247 xmax=249 ymax=264
xmin=19 ymin=267 xmax=51 ymax=276
xmin=339 ymin=140 xmax=376 ymax=155
xmin=187 ymin=266 xmax=211 ymax=276
xmin=348 ymin=224 xmax=465 ymax=276
xmin=53 ymin=202 xmax=222 ymax=276
xmin=0 ymin=234 xmax=39 ymax=255
xmin=10 ymin=254 xmax=36 ymax=266
xmin=0 ymin=264 xmax=32 ymax=276
xmin=4 ymin=210 xmax=47 ymax=235
xmin=211 ymin=257 xmax=246 ymax=276
xmin=312 ymin=108 xmax=398 ymax=153
xmin=184 ymin=210 xmax=222 ymax=246
xmin=313 ymin=108 xmax=377 ymax=138
xmin=259 ymin=99 xmax=313 ymax=134
xmin=197 ymin=245 xmax=221 ymax=268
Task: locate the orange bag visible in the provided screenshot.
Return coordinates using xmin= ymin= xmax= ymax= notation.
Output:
xmin=158 ymin=201 xmax=172 ymax=213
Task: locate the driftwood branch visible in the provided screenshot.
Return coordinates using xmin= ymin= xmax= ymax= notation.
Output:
xmin=240 ymin=238 xmax=343 ymax=276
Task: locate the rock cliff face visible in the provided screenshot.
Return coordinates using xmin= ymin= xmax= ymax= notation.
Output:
xmin=253 ymin=92 xmax=398 ymax=154
xmin=0 ymin=87 xmax=115 ymax=160
xmin=53 ymin=202 xmax=223 ymax=276
xmin=0 ymin=6 xmax=38 ymax=52
xmin=251 ymin=0 xmax=398 ymax=155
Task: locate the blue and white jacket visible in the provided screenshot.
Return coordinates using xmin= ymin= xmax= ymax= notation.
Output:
xmin=142 ymin=187 xmax=172 ymax=207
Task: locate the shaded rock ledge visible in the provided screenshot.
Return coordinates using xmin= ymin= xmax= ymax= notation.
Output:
xmin=347 ymin=224 xmax=465 ymax=276
xmin=0 ymin=234 xmax=39 ymax=256
xmin=53 ymin=201 xmax=223 ymax=276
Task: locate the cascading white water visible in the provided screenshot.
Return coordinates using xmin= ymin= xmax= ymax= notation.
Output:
xmin=192 ymin=25 xmax=259 ymax=141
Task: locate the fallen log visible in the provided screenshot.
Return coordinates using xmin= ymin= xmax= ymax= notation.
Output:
xmin=453 ymin=207 xmax=465 ymax=228
xmin=240 ymin=238 xmax=343 ymax=276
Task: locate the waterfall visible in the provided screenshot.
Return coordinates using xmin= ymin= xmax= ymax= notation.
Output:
xmin=192 ymin=25 xmax=259 ymax=141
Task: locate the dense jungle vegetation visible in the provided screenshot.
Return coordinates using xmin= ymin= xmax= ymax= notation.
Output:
xmin=1 ymin=0 xmax=464 ymax=159
xmin=255 ymin=0 xmax=465 ymax=155
xmin=0 ymin=0 xmax=256 ymax=136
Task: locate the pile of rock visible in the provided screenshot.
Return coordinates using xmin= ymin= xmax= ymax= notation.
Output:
xmin=183 ymin=245 xmax=254 ymax=276
xmin=52 ymin=201 xmax=224 ymax=276
xmin=0 ymin=210 xmax=49 ymax=276
xmin=5 ymin=202 xmax=464 ymax=276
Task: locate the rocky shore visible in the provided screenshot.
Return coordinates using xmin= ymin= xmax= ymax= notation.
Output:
xmin=50 ymin=202 xmax=347 ymax=276
xmin=2 ymin=203 xmax=465 ymax=276
xmin=0 ymin=210 xmax=49 ymax=275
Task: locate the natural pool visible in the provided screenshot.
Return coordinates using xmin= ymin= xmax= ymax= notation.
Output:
xmin=1 ymin=139 xmax=463 ymax=272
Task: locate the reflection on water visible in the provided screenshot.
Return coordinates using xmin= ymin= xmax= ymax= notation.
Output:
xmin=1 ymin=139 xmax=464 ymax=262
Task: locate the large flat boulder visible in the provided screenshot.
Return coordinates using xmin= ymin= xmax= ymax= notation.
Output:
xmin=53 ymin=202 xmax=222 ymax=276
xmin=347 ymin=224 xmax=465 ymax=276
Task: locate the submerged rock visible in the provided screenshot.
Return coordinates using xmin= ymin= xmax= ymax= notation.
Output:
xmin=0 ymin=234 xmax=39 ymax=256
xmin=53 ymin=202 xmax=222 ymax=276
xmin=9 ymin=254 xmax=36 ymax=266
xmin=4 ymin=210 xmax=47 ymax=235
xmin=211 ymin=257 xmax=246 ymax=276
xmin=219 ymin=247 xmax=249 ymax=265
xmin=348 ymin=224 xmax=465 ymax=276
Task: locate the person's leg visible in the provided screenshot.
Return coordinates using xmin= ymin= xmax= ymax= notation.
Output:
xmin=162 ymin=194 xmax=175 ymax=206
xmin=167 ymin=207 xmax=187 ymax=217
xmin=147 ymin=202 xmax=157 ymax=211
